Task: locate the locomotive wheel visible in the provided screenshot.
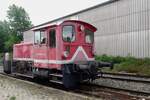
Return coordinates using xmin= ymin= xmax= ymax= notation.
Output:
xmin=3 ymin=60 xmax=11 ymax=74
xmin=62 ymin=64 xmax=79 ymax=89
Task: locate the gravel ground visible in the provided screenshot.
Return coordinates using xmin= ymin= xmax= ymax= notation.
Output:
xmin=0 ymin=74 xmax=101 ymax=100
xmin=0 ymin=66 xmax=100 ymax=100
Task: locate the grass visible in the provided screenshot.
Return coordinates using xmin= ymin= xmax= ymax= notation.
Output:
xmin=9 ymin=96 xmax=16 ymax=100
xmin=96 ymin=55 xmax=150 ymax=76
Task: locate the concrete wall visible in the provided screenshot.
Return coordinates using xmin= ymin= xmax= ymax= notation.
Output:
xmin=24 ymin=0 xmax=150 ymax=58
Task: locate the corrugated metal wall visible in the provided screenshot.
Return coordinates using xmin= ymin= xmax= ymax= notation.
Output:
xmin=77 ymin=0 xmax=150 ymax=58
xmin=24 ymin=0 xmax=150 ymax=58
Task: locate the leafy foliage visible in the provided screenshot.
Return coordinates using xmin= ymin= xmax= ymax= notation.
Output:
xmin=5 ymin=34 xmax=20 ymax=51
xmin=0 ymin=4 xmax=32 ymax=52
xmin=0 ymin=20 xmax=10 ymax=52
xmin=7 ymin=4 xmax=32 ymax=40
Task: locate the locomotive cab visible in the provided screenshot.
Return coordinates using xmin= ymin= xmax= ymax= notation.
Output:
xmin=61 ymin=20 xmax=96 ymax=63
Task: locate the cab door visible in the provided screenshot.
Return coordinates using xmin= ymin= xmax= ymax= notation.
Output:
xmin=33 ymin=30 xmax=49 ymax=68
xmin=48 ymin=28 xmax=57 ymax=68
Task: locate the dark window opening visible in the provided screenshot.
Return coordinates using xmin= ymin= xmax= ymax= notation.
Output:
xmin=49 ymin=29 xmax=56 ymax=47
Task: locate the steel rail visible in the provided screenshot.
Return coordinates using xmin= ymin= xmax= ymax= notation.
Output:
xmin=98 ymin=72 xmax=150 ymax=83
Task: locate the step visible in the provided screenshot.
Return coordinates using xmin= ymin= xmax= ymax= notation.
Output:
xmin=49 ymin=73 xmax=63 ymax=77
xmin=49 ymin=80 xmax=63 ymax=84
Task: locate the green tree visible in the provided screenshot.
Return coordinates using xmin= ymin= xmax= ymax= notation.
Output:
xmin=0 ymin=20 xmax=10 ymax=52
xmin=7 ymin=4 xmax=32 ymax=37
xmin=4 ymin=4 xmax=32 ymax=51
xmin=4 ymin=34 xmax=20 ymax=51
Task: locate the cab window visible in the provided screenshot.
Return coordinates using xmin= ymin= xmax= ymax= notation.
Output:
xmin=62 ymin=25 xmax=75 ymax=42
xmin=40 ymin=31 xmax=46 ymax=44
xmin=34 ymin=30 xmax=46 ymax=44
xmin=34 ymin=31 xmax=40 ymax=44
xmin=85 ymin=29 xmax=94 ymax=43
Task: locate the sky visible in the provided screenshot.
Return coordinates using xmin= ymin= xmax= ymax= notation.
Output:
xmin=0 ymin=0 xmax=108 ymax=26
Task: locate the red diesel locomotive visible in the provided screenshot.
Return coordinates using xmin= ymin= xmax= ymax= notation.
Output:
xmin=3 ymin=20 xmax=113 ymax=88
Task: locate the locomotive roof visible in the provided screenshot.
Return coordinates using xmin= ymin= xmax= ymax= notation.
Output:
xmin=32 ymin=25 xmax=57 ymax=31
xmin=32 ymin=20 xmax=97 ymax=32
xmin=64 ymin=20 xmax=97 ymax=32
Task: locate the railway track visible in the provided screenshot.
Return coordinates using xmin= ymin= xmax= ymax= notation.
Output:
xmin=92 ymin=72 xmax=150 ymax=95
xmin=77 ymin=84 xmax=150 ymax=100
xmin=0 ymin=72 xmax=149 ymax=100
xmin=100 ymin=72 xmax=150 ymax=82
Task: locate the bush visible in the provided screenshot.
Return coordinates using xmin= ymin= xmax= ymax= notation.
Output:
xmin=96 ymin=55 xmax=150 ymax=76
xmin=95 ymin=54 xmax=126 ymax=63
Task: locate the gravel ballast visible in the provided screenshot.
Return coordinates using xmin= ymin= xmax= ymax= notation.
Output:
xmin=93 ymin=77 xmax=150 ymax=94
xmin=0 ymin=74 xmax=100 ymax=100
